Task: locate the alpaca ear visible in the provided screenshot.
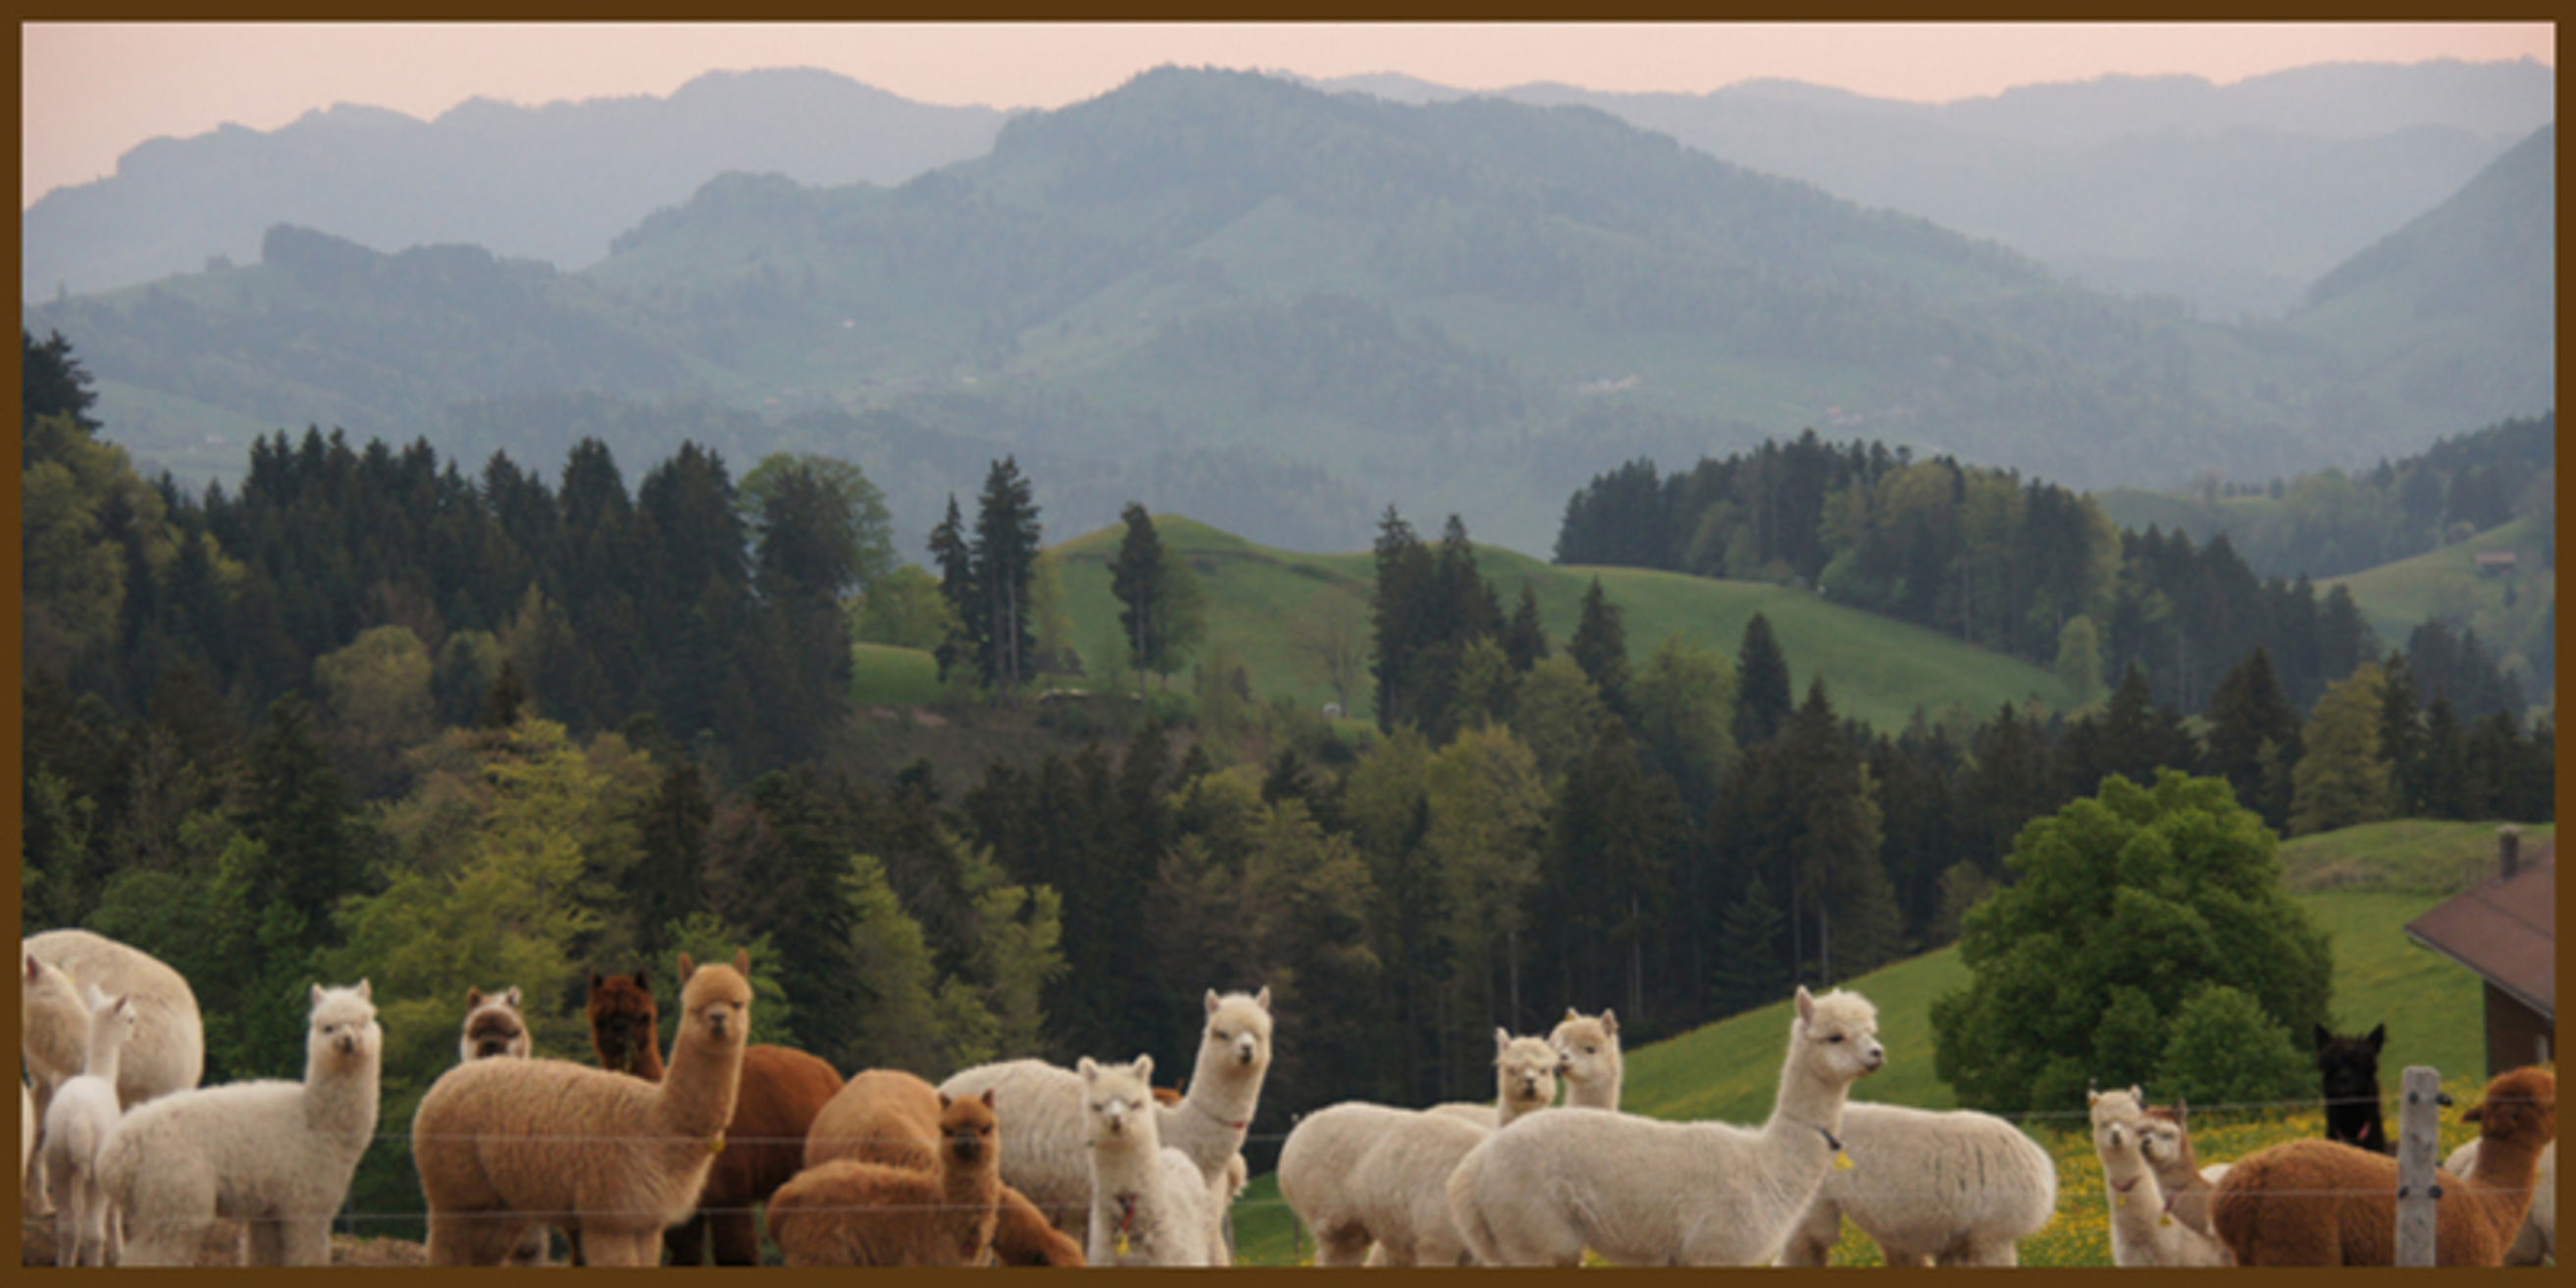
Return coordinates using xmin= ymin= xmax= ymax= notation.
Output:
xmin=2129 ymin=1085 xmax=2144 ymax=1103
xmin=733 ymin=948 xmax=750 ymax=977
xmin=468 ymin=988 xmax=485 ymax=1007
xmin=1566 ymin=1006 xmax=1581 ymax=1022
xmin=1496 ymin=1028 xmax=1512 ymax=1057
xmin=505 ymin=986 xmax=522 ymax=1008
xmin=677 ymin=953 xmax=697 ymax=980
xmin=311 ymin=982 xmax=327 ymax=1007
xmin=1255 ymin=985 xmax=1272 ymax=1011
xmin=1135 ymin=1054 xmax=1155 ymax=1083
xmin=1600 ymin=1009 xmax=1619 ymax=1036
xmin=1079 ymin=1056 xmax=1099 ymax=1081
xmin=25 ymin=954 xmax=40 ymax=983
xmin=356 ymin=979 xmax=372 ymax=1002
xmin=939 ymin=1092 xmax=953 ymax=1109
xmin=2087 ymin=1088 xmax=2102 ymax=1107
xmin=980 ymin=1088 xmax=997 ymax=1108
xmin=1795 ymin=986 xmax=1815 ymax=1024
xmin=2367 ymin=1023 xmax=2387 ymax=1052
xmin=2313 ymin=1022 xmax=2332 ymax=1052
xmin=591 ymin=972 xmax=604 ymax=991
xmin=1205 ymin=989 xmax=1220 ymax=1016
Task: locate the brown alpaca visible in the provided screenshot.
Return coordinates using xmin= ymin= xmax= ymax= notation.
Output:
xmin=807 ymin=1068 xmax=1085 ymax=1266
xmin=415 ymin=951 xmax=753 ymax=1266
xmin=2212 ymin=1066 xmax=2556 ymax=1266
xmin=2140 ymin=1099 xmax=2222 ymax=1235
xmin=769 ymin=1090 xmax=1004 ymax=1265
xmin=582 ymin=968 xmax=845 ymax=1264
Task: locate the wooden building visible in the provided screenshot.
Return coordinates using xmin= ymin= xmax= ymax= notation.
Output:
xmin=2404 ymin=829 xmax=2555 ymax=1075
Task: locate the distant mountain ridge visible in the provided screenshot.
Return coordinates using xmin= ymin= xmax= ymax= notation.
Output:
xmin=23 ymin=67 xmax=1011 ymax=298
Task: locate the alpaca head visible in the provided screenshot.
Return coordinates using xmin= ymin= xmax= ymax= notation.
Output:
xmin=2091 ymin=1111 xmax=2149 ymax=1183
xmin=22 ymin=950 xmax=77 ymax=1016
xmin=588 ymin=970 xmax=660 ymax=1073
xmin=935 ymin=1088 xmax=1001 ymax=1172
xmin=1200 ymin=987 xmax=1273 ymax=1076
xmin=2138 ymin=1099 xmax=2204 ymax=1179
xmin=81 ymin=983 xmax=138 ymax=1061
xmin=1079 ymin=1055 xmax=1159 ymax=1152
xmin=2314 ymin=1022 xmax=2388 ymax=1121
xmin=1791 ymin=986 xmax=1883 ymax=1085
xmin=1550 ymin=1008 xmax=1621 ymax=1089
xmin=2462 ymin=1066 xmax=2557 ymax=1151
xmin=307 ymin=980 xmax=381 ymax=1076
xmin=674 ymin=950 xmax=754 ymax=1050
xmin=460 ymin=985 xmax=531 ymax=1062
xmin=2087 ymin=1085 xmax=2147 ymax=1132
xmin=1494 ymin=1029 xmax=1562 ymax=1112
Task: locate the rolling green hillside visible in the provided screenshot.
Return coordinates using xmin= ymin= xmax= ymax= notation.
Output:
xmin=2322 ymin=515 xmax=2554 ymax=649
xmin=1047 ymin=515 xmax=2070 ymax=730
xmin=1226 ymin=815 xmax=2514 ymax=1263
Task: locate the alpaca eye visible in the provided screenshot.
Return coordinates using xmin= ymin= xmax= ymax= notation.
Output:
xmin=1829 ymin=1034 xmax=1844 ymax=1043
xmin=1212 ymin=1030 xmax=1227 ymax=1040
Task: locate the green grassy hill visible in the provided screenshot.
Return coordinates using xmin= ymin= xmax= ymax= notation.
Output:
xmin=1227 ymin=815 xmax=2522 ymax=1263
xmin=1048 ymin=514 xmax=2071 ymax=732
xmin=2322 ymin=515 xmax=2554 ymax=654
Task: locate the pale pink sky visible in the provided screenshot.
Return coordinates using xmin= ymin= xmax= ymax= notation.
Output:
xmin=21 ymin=21 xmax=2555 ymax=208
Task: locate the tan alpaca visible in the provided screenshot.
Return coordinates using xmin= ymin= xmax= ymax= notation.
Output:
xmin=2088 ymin=1089 xmax=2231 ymax=1266
xmin=2138 ymin=1098 xmax=2231 ymax=1235
xmin=2213 ymin=1066 xmax=2556 ymax=1266
xmin=413 ymin=951 xmax=753 ymax=1266
xmin=771 ymin=1089 xmax=1004 ymax=1265
xmin=806 ymin=1068 xmax=1085 ymax=1265
xmin=456 ymin=985 xmax=548 ymax=1267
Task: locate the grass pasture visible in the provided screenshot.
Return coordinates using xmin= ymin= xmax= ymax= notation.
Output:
xmin=847 ymin=641 xmax=945 ymax=706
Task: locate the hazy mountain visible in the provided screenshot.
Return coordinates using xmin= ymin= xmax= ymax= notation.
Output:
xmin=22 ymin=68 xmax=1009 ymax=300
xmin=27 ymin=68 xmax=2554 ymax=556
xmin=1312 ymin=58 xmax=2551 ymax=318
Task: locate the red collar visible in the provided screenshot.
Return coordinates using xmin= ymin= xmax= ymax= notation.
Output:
xmin=1117 ymin=1193 xmax=1139 ymax=1231
xmin=2111 ymin=1175 xmax=2142 ymax=1194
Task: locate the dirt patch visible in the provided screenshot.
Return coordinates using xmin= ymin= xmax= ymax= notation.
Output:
xmin=20 ymin=1214 xmax=426 ymax=1266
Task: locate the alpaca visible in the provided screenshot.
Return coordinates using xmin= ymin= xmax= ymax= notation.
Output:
xmin=579 ymin=965 xmax=847 ymax=1264
xmin=769 ymin=1089 xmax=1004 ymax=1265
xmin=456 ymin=986 xmax=550 ymax=1267
xmin=1430 ymin=1028 xmax=1566 ymax=1129
xmin=41 ymin=986 xmax=138 ymax=1265
xmin=1551 ymin=1007 xmax=1623 ymax=1109
xmin=940 ymin=986 xmax=1272 ymax=1240
xmin=1778 ymin=1100 xmax=2058 ymax=1266
xmin=22 ymin=930 xmax=206 ymax=1112
xmin=97 ymin=982 xmax=381 ymax=1266
xmin=2136 ymin=1097 xmax=2231 ymax=1235
xmin=458 ymin=986 xmax=531 ymax=1062
xmin=2315 ymin=1022 xmax=2390 ymax=1153
xmin=588 ymin=969 xmax=661 ymax=1077
xmin=1448 ymin=986 xmax=1883 ymax=1266
xmin=415 ymin=952 xmax=753 ymax=1266
xmin=1280 ymin=1102 xmax=1491 ymax=1265
xmin=2212 ymin=1065 xmax=2556 ymax=1265
xmin=2445 ymin=1138 xmax=2554 ymax=1265
xmin=805 ymin=1067 xmax=1086 ymax=1266
xmin=2088 ymin=1089 xmax=2232 ymax=1266
xmin=1081 ymin=1056 xmax=1218 ymax=1266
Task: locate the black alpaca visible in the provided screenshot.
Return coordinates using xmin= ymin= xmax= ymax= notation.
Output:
xmin=2313 ymin=1022 xmax=2389 ymax=1153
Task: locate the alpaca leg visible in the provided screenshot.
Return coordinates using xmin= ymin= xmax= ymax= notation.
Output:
xmin=425 ymin=1211 xmax=517 ymax=1266
xmin=1313 ymin=1222 xmax=1372 ymax=1267
xmin=54 ymin=1189 xmax=79 ymax=1266
xmin=1777 ymin=1199 xmax=1841 ymax=1266
xmin=244 ymin=1217 xmax=287 ymax=1265
xmin=665 ymin=1211 xmax=708 ymax=1265
xmin=278 ymin=1217 xmax=333 ymax=1266
xmin=25 ymin=1081 xmax=54 ymax=1217
xmin=78 ymin=1173 xmax=112 ymax=1266
xmin=711 ymin=1207 xmax=763 ymax=1265
xmin=1950 ymin=1238 xmax=2019 ymax=1267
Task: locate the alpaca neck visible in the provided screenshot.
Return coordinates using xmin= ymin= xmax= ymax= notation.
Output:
xmin=1766 ymin=1044 xmax=1851 ymax=1141
xmin=1495 ymin=1088 xmax=1544 ymax=1126
xmin=1750 ymin=1044 xmax=1852 ymax=1231
xmin=2458 ymin=1132 xmax=2549 ymax=1233
xmin=1569 ymin=1057 xmax=1623 ymax=1111
xmin=1090 ymin=1124 xmax=1167 ymax=1197
xmin=2165 ymin=1171 xmax=2216 ymax=1234
xmin=2104 ymin=1151 xmax=2172 ymax=1245
xmin=82 ymin=1027 xmax=128 ymax=1085
xmin=1162 ymin=1050 xmax=1260 ymax=1171
xmin=300 ymin=1046 xmax=383 ymax=1143
xmin=651 ymin=1024 xmax=742 ymax=1141
xmin=941 ymin=1155 xmax=1001 ymax=1250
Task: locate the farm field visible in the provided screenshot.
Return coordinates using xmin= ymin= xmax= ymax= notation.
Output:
xmin=1045 ymin=515 xmax=2074 ymax=733
xmin=2322 ymin=515 xmax=2552 ymax=652
xmin=1226 ymin=817 xmax=2524 ymax=1264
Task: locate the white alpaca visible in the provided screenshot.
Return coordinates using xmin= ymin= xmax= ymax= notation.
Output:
xmin=23 ymin=931 xmax=205 ymax=1213
xmin=1429 ymin=1028 xmax=1566 ymax=1128
xmin=1447 ymin=986 xmax=1883 ymax=1266
xmin=2447 ymin=1137 xmax=2555 ymax=1265
xmin=1778 ymin=1102 xmax=2057 ymax=1265
xmin=942 ymin=986 xmax=1271 ymax=1243
xmin=2089 ymin=1088 xmax=2232 ymax=1266
xmin=1281 ymin=1102 xmax=1491 ymax=1265
xmin=41 ymin=986 xmax=139 ymax=1265
xmin=1081 ymin=1056 xmax=1218 ymax=1267
xmin=1551 ymin=1007 xmax=1623 ymax=1109
xmin=457 ymin=986 xmax=532 ymax=1062
xmin=98 ymin=982 xmax=382 ymax=1266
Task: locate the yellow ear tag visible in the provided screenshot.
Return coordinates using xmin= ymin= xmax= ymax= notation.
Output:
xmin=1832 ymin=1151 xmax=1855 ymax=1171
xmin=708 ymin=1131 xmax=726 ymax=1156
xmin=2116 ymin=1194 xmax=2130 ymax=1209
xmin=1115 ymin=1233 xmax=1131 ymax=1258
xmin=2159 ymin=1213 xmax=2175 ymax=1228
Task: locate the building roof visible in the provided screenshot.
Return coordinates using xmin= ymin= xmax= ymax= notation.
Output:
xmin=2404 ymin=842 xmax=2553 ymax=1020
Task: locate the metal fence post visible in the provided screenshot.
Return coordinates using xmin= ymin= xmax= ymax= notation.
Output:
xmin=2396 ymin=1064 xmax=2443 ymax=1266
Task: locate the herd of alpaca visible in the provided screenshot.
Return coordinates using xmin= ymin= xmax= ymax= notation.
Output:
xmin=19 ymin=925 xmax=2561 ymax=1269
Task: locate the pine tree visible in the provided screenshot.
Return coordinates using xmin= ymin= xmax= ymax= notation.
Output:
xmin=970 ymin=457 xmax=1043 ymax=694
xmin=1369 ymin=508 xmax=1434 ymax=731
xmin=1709 ymin=874 xmax=1785 ymax=1016
xmin=1733 ymin=612 xmax=1793 ymax=747
xmin=927 ymin=494 xmax=978 ymax=682
xmin=1503 ymin=581 xmax=1550 ymax=671
xmin=2377 ymin=653 xmax=2427 ymax=815
xmin=1569 ymin=577 xmax=1629 ymax=714
xmin=2203 ymin=648 xmax=2302 ymax=829
xmin=1108 ymin=503 xmax=1167 ymax=685
xmin=632 ymin=762 xmax=714 ymax=962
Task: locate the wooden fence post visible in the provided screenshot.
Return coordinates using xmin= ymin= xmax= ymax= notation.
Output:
xmin=2396 ymin=1064 xmax=2444 ymax=1266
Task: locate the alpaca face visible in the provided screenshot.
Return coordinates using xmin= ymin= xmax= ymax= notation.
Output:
xmin=1201 ymin=988 xmax=1272 ymax=1074
xmin=588 ymin=972 xmax=660 ymax=1071
xmin=309 ymin=981 xmax=382 ymax=1071
xmin=1080 ymin=1056 xmax=1158 ymax=1148
xmin=461 ymin=986 xmax=532 ymax=1062
xmin=2138 ymin=1106 xmax=2204 ymax=1191
xmin=2092 ymin=1116 xmax=2149 ymax=1182
xmin=676 ymin=952 xmax=753 ymax=1047
xmin=1793 ymin=988 xmax=1883 ymax=1083
xmin=2314 ymin=1023 xmax=2387 ymax=1111
xmin=83 ymin=985 xmax=138 ymax=1058
xmin=1549 ymin=1010 xmax=1619 ymax=1088
xmin=1494 ymin=1031 xmax=1562 ymax=1109
xmin=2087 ymin=1086 xmax=2147 ymax=1131
xmin=939 ymin=1089 xmax=1000 ymax=1169
xmin=2463 ymin=1066 xmax=2558 ymax=1146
